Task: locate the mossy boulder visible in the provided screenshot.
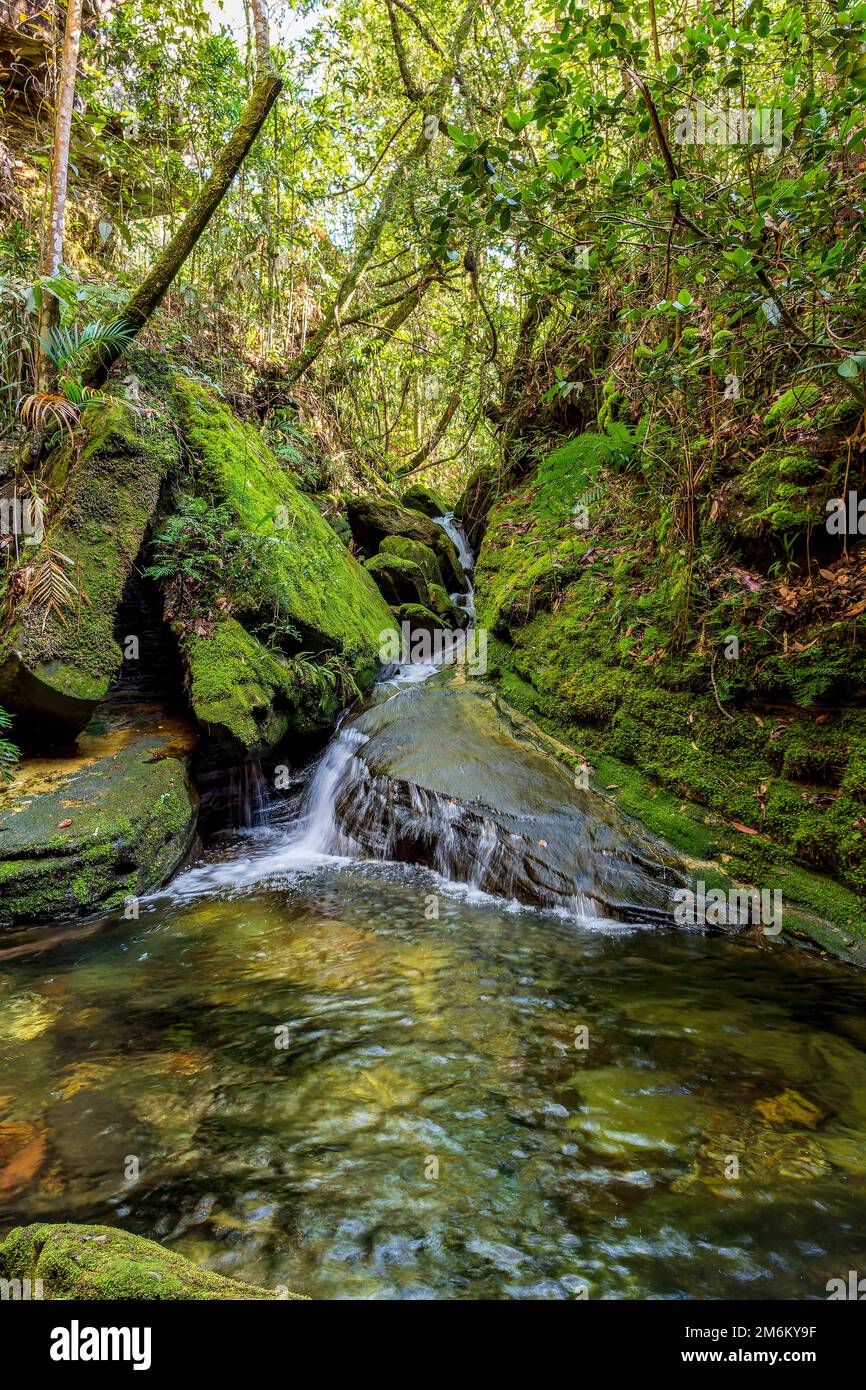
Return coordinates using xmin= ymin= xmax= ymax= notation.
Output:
xmin=400 ymin=483 xmax=447 ymax=517
xmin=364 ymin=553 xmax=431 ymax=608
xmin=345 ymin=495 xmax=464 ymax=591
xmin=0 ymin=405 xmax=179 ymax=745
xmin=379 ymin=535 xmax=444 ymax=586
xmin=394 ymin=602 xmax=451 ymax=634
xmin=179 ymin=618 xmax=295 ymax=758
xmin=0 ymin=708 xmax=198 ymax=926
xmin=170 ymin=379 xmax=397 ymax=747
xmin=0 ymin=1223 xmax=305 ymax=1300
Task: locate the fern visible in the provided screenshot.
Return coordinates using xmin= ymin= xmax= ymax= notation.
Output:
xmin=0 ymin=707 xmax=18 ymax=784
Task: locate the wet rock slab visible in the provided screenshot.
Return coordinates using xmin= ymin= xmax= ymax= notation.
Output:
xmin=334 ymin=671 xmax=683 ymax=921
xmin=0 ymin=704 xmax=198 ymax=927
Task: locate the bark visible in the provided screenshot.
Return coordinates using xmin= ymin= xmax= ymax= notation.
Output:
xmin=37 ymin=0 xmax=83 ymax=390
xmin=250 ymin=0 xmax=272 ymax=72
xmin=83 ymin=70 xmax=282 ymax=387
xmin=283 ymin=0 xmax=479 ymax=386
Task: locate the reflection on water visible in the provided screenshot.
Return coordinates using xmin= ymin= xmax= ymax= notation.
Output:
xmin=2 ymin=847 xmax=866 ymax=1300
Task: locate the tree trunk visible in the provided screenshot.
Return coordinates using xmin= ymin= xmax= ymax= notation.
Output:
xmin=37 ymin=0 xmax=83 ymax=390
xmin=250 ymin=0 xmax=272 ymax=72
xmin=283 ymin=0 xmax=480 ymax=386
xmin=83 ymin=70 xmax=282 ymax=387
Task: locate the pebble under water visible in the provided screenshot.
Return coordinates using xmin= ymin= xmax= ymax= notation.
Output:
xmin=2 ymin=839 xmax=866 ymax=1300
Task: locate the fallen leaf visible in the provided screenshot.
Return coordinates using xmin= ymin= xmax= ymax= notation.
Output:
xmin=731 ymin=821 xmax=759 ymax=835
xmin=56 ymin=819 xmax=72 ymax=829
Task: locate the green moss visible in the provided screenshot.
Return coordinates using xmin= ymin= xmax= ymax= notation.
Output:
xmin=400 ymin=483 xmax=447 ymax=517
xmin=0 ymin=404 xmax=180 ymax=739
xmin=171 ymin=378 xmax=396 ymax=689
xmin=474 ymin=434 xmax=866 ymax=959
xmin=182 ymin=617 xmax=306 ymax=756
xmin=0 ymin=715 xmax=198 ymax=926
xmin=0 ymin=1223 xmax=305 ymax=1300
xmin=763 ymin=383 xmax=821 ymax=428
xmin=364 ymin=552 xmax=431 ymax=608
xmin=379 ymin=535 xmax=444 ymax=585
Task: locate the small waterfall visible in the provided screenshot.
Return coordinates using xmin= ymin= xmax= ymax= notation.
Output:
xmin=433 ymin=511 xmax=476 ymax=621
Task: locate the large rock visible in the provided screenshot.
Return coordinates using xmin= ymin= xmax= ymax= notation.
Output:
xmin=0 ymin=406 xmax=179 ymax=745
xmin=171 ymin=380 xmax=397 ymax=753
xmin=329 ymin=669 xmax=684 ymax=922
xmin=0 ymin=706 xmax=198 ymax=926
xmin=364 ymin=553 xmax=431 ymax=608
xmin=400 ymin=483 xmax=447 ymax=518
xmin=345 ymin=495 xmax=465 ymax=591
xmin=0 ymin=1223 xmax=305 ymax=1299
xmin=379 ymin=535 xmax=444 ymax=586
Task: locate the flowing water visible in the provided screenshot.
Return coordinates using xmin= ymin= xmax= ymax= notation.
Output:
xmin=1 ymin=520 xmax=866 ymax=1300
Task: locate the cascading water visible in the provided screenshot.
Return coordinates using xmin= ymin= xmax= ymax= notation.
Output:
xmin=181 ymin=509 xmax=681 ymax=924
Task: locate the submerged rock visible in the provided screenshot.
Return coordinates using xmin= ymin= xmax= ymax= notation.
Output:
xmin=329 ymin=670 xmax=683 ymax=921
xmin=0 ymin=1223 xmax=305 ymax=1299
xmin=0 ymin=706 xmax=198 ymax=926
xmin=0 ymin=406 xmax=180 ymax=745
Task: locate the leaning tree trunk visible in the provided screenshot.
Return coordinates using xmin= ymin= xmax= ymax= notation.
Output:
xmin=83 ymin=69 xmax=282 ymax=387
xmin=37 ymin=0 xmax=84 ymax=391
xmin=283 ymin=0 xmax=480 ymax=386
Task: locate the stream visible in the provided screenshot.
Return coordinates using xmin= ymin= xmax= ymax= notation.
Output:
xmin=1 ymin=516 xmax=866 ymax=1300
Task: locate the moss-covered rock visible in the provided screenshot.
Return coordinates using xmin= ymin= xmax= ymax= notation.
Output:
xmin=400 ymin=483 xmax=447 ymax=517
xmin=0 ymin=405 xmax=179 ymax=745
xmin=379 ymin=535 xmax=444 ymax=586
xmin=364 ymin=552 xmax=431 ymax=608
xmin=179 ymin=618 xmax=294 ymax=758
xmin=393 ymin=602 xmax=446 ymax=634
xmin=0 ymin=1223 xmax=305 ymax=1300
xmin=169 ymin=379 xmax=397 ymax=751
xmin=0 ymin=708 xmax=198 ymax=926
xmin=345 ymin=495 xmax=464 ymax=590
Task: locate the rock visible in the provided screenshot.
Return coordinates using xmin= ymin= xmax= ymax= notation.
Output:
xmin=170 ymin=379 xmax=397 ymax=753
xmin=0 ymin=1223 xmax=306 ymax=1299
xmin=393 ymin=602 xmax=446 ymax=634
xmin=0 ymin=405 xmax=180 ymax=745
xmin=364 ymin=553 xmax=431 ymax=608
xmin=0 ymin=706 xmax=198 ymax=925
xmin=331 ymin=669 xmax=683 ymax=921
xmin=453 ymin=464 xmax=502 ymax=552
xmin=400 ymin=483 xmax=447 ymax=518
xmin=379 ymin=535 xmax=444 ymax=587
xmin=345 ymin=495 xmax=465 ymax=591
xmin=179 ymin=618 xmax=293 ymax=759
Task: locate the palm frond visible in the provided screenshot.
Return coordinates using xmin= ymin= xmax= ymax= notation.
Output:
xmin=18 ymin=392 xmax=79 ymax=439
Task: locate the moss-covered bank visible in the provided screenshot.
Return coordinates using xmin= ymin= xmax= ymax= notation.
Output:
xmin=474 ymin=429 xmax=866 ymax=962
